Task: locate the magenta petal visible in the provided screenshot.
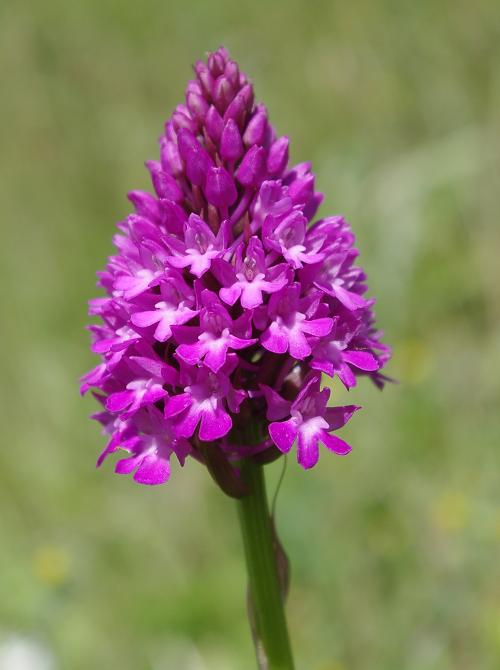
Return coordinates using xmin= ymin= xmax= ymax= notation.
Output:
xmin=106 ymin=391 xmax=132 ymax=413
xmin=331 ymin=284 xmax=368 ymax=310
xmin=269 ymin=419 xmax=297 ymax=453
xmin=325 ymin=405 xmax=360 ymax=430
xmin=203 ymin=340 xmax=228 ymax=373
xmin=310 ymin=357 xmax=336 ymax=377
xmin=177 ymin=341 xmax=205 ymax=366
xmin=220 ymin=284 xmax=242 ymax=306
xmin=154 ymin=318 xmax=174 ymax=342
xmin=297 ymin=429 xmax=320 ymax=469
xmin=227 ymin=386 xmax=246 ymax=413
xmin=343 ymin=350 xmax=379 ymax=371
xmin=199 ymin=406 xmax=232 ymax=441
xmin=166 ymin=255 xmax=192 ymax=269
xmin=321 ymin=431 xmax=352 ymax=456
xmin=131 ymin=310 xmax=161 ymax=328
xmin=227 ymin=335 xmax=257 ymax=350
xmin=288 ymin=329 xmax=312 ymax=360
xmin=164 ymin=393 xmax=192 ymax=418
xmin=240 ymin=282 xmax=264 ymax=309
xmin=300 ymin=317 xmax=333 ymax=337
xmin=133 ymin=454 xmax=170 ymax=485
xmin=129 ymin=356 xmax=177 ymax=384
xmin=115 ymin=453 xmax=142 ymax=475
xmin=338 ymin=362 xmax=357 ymax=389
xmin=260 ymin=385 xmax=291 ymax=421
xmin=261 ymin=324 xmax=288 ymax=354
xmin=173 ymin=403 xmax=202 ymax=438
xmin=143 ymin=386 xmax=168 ymax=405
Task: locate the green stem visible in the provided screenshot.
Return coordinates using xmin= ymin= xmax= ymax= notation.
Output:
xmin=236 ymin=460 xmax=295 ymax=670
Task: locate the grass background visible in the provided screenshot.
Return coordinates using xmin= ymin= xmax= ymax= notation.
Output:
xmin=1 ymin=1 xmax=499 ymax=668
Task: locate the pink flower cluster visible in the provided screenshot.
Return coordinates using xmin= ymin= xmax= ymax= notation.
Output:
xmin=81 ymin=47 xmax=390 ymax=486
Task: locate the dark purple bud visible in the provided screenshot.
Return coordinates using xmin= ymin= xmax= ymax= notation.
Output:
xmin=223 ymin=84 xmax=254 ymax=129
xmin=224 ymin=60 xmax=239 ymax=88
xmin=267 ymin=136 xmax=289 ymax=176
xmin=243 ymin=111 xmax=268 ymax=147
xmin=159 ymin=200 xmax=187 ymax=235
xmin=172 ymin=110 xmax=197 ymax=133
xmin=204 ymin=166 xmax=238 ymax=207
xmin=186 ymin=91 xmax=209 ymax=122
xmin=176 ymin=129 xmax=200 ymax=162
xmin=235 ymin=146 xmax=265 ymax=187
xmin=205 ymin=105 xmax=224 ymax=143
xmin=208 ymin=51 xmax=226 ymax=77
xmin=194 ymin=61 xmax=214 ymax=98
xmin=240 ymin=84 xmax=254 ymax=110
xmin=289 ymin=174 xmax=315 ymax=204
xmin=128 ymin=190 xmax=160 ymax=222
xmin=213 ymin=75 xmax=235 ymax=113
xmin=217 ymin=46 xmax=230 ymax=61
xmin=164 ymin=121 xmax=177 ymax=142
xmin=257 ymin=180 xmax=286 ymax=210
xmin=303 ymin=192 xmax=324 ymax=221
xmin=186 ymin=80 xmax=203 ymax=96
xmin=160 ymin=137 xmax=183 ymax=177
xmin=177 ymin=129 xmax=213 ymax=186
xmin=186 ymin=150 xmax=213 ymax=186
xmin=220 ymin=119 xmax=244 ymax=162
xmin=145 ymin=161 xmax=183 ymax=202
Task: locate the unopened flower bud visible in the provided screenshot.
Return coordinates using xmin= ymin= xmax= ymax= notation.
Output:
xmin=235 ymin=145 xmax=265 ymax=187
xmin=204 ymin=166 xmax=238 ymax=207
xmin=220 ymin=119 xmax=244 ymax=162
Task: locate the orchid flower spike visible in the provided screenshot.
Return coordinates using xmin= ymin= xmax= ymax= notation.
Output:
xmin=82 ymin=47 xmax=391 ymax=486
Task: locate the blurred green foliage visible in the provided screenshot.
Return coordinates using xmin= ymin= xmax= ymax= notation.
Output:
xmin=1 ymin=1 xmax=499 ymax=668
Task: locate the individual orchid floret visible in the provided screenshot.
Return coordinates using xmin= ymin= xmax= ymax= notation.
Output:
xmin=105 ymin=377 xmax=168 ymax=418
xmin=111 ymin=408 xmax=190 ymax=485
xmin=166 ymin=213 xmax=228 ymax=277
xmin=252 ymin=181 xmax=292 ymax=232
xmin=130 ymin=274 xmax=198 ymax=342
xmin=263 ymin=210 xmax=325 ymax=269
xmin=90 ymin=324 xmax=140 ymax=357
xmin=305 ymin=217 xmax=369 ymax=311
xmin=310 ymin=311 xmax=380 ymax=388
xmin=164 ymin=363 xmax=246 ymax=442
xmin=260 ymin=284 xmax=333 ymax=360
xmin=268 ymin=374 xmax=359 ymax=469
xmin=175 ymin=290 xmax=257 ymax=373
xmin=104 ymin=352 xmax=178 ymax=418
xmin=204 ymin=166 xmax=238 ymax=209
xmin=216 ymin=236 xmax=289 ymax=309
xmin=112 ymin=245 xmax=164 ymax=300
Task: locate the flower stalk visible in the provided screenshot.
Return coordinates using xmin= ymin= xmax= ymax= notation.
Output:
xmin=237 ymin=459 xmax=294 ymax=670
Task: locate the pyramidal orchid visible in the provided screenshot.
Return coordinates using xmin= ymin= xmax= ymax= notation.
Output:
xmin=81 ymin=47 xmax=391 ymax=670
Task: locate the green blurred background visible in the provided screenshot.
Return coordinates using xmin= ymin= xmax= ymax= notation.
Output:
xmin=1 ymin=1 xmax=499 ymax=668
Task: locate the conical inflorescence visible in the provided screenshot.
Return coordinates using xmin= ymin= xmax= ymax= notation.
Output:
xmin=81 ymin=47 xmax=391 ymax=486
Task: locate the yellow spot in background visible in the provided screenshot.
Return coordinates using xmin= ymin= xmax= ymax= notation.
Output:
xmin=33 ymin=545 xmax=69 ymax=587
xmin=396 ymin=338 xmax=433 ymax=385
xmin=432 ymin=492 xmax=470 ymax=533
